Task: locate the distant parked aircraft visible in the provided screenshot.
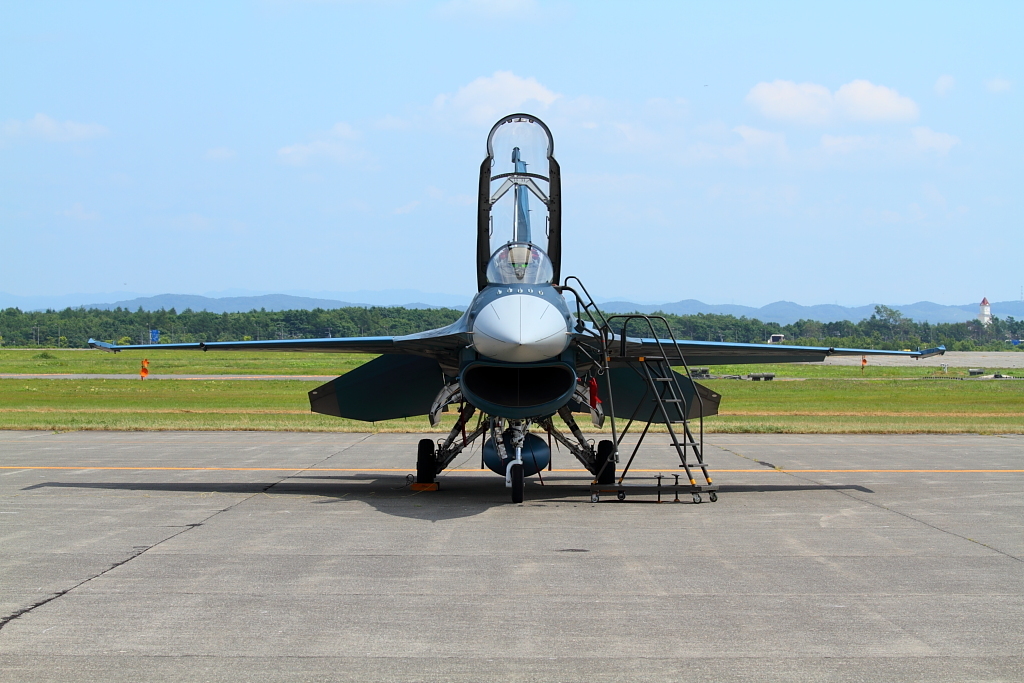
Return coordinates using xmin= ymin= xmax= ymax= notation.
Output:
xmin=91 ymin=114 xmax=944 ymax=503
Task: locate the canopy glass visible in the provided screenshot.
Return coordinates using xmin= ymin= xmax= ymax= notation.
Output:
xmin=485 ymin=242 xmax=554 ymax=285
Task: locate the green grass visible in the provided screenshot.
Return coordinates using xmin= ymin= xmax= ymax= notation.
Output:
xmin=698 ymin=378 xmax=1024 ymax=433
xmin=2 ymin=376 xmax=1022 ymax=434
xmin=698 ymin=363 xmax=1018 ymax=380
xmin=0 ymin=379 xmax=445 ymax=432
xmin=4 ymin=349 xmax=1021 ymax=380
xmin=0 ymin=349 xmax=371 ymax=375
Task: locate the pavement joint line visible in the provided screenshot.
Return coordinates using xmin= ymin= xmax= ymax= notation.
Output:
xmin=0 ymin=434 xmax=374 ymax=632
xmin=257 ymin=433 xmax=374 ymax=495
xmin=710 ymin=442 xmax=1024 ymax=565
xmin=0 ymin=500 xmax=228 ymax=632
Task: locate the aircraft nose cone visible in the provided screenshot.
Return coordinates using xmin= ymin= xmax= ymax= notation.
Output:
xmin=472 ymin=294 xmax=570 ymax=363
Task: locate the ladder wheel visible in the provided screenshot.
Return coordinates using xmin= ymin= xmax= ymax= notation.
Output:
xmin=692 ymin=492 xmax=702 ymax=504
xmin=510 ymin=463 xmax=524 ymax=504
xmin=617 ymin=491 xmax=626 ymax=501
xmin=709 ymin=491 xmax=718 ymax=503
xmin=591 ymin=494 xmax=600 ymax=503
xmin=596 ymin=440 xmax=616 ymax=485
xmin=416 ymin=439 xmax=436 ymax=484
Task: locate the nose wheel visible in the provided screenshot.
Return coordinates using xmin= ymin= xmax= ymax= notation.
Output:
xmin=509 ymin=463 xmax=524 ymax=503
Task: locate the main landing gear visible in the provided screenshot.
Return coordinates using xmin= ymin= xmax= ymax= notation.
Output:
xmin=412 ymin=439 xmax=440 ymax=491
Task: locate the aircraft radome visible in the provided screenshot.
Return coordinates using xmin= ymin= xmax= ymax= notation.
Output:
xmin=91 ymin=114 xmax=945 ymax=504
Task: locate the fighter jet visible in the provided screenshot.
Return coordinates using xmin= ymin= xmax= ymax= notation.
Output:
xmin=90 ymin=114 xmax=944 ymax=503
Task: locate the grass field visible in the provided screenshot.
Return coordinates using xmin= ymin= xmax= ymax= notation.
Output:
xmin=4 ymin=348 xmax=1022 ymax=379
xmin=2 ymin=374 xmax=1022 ymax=434
xmin=0 ymin=349 xmax=370 ymax=376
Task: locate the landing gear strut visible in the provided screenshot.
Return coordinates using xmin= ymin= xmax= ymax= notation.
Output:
xmin=499 ymin=420 xmax=528 ymax=504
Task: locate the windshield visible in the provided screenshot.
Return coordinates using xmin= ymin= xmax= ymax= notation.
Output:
xmin=485 ymin=242 xmax=554 ymax=285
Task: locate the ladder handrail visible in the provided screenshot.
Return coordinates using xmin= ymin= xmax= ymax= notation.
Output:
xmin=605 ymin=314 xmax=708 ymax=481
xmin=606 ymin=314 xmax=706 ymax=428
xmin=557 ymin=276 xmax=619 ymax=473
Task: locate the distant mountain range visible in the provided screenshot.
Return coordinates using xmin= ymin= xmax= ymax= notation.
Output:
xmin=3 ymin=291 xmax=1022 ymax=326
xmin=79 ymin=293 xmax=459 ymax=314
xmin=0 ymin=291 xmax=467 ymax=314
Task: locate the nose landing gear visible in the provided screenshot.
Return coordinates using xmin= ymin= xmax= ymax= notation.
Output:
xmin=509 ymin=462 xmax=524 ymax=503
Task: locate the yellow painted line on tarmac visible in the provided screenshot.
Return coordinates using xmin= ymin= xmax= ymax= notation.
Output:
xmin=0 ymin=466 xmax=409 ymax=472
xmin=2 ymin=466 xmax=1023 ymax=474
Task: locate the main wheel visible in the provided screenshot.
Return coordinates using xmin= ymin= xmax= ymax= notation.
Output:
xmin=510 ymin=463 xmax=524 ymax=503
xmin=416 ymin=439 xmax=436 ymax=484
xmin=595 ymin=440 xmax=616 ymax=485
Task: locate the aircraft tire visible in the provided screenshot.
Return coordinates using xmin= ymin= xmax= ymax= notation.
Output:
xmin=416 ymin=439 xmax=436 ymax=484
xmin=596 ymin=440 xmax=616 ymax=485
xmin=510 ymin=463 xmax=524 ymax=503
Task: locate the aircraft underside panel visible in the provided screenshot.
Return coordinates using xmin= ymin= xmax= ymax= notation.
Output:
xmin=595 ymin=367 xmax=721 ymax=422
xmin=308 ymin=354 xmax=445 ymax=421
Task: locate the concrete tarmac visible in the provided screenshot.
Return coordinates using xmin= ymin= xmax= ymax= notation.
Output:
xmin=1 ymin=431 xmax=1022 ymax=682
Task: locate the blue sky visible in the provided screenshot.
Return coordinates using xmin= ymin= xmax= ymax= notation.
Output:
xmin=2 ymin=1 xmax=1020 ymax=306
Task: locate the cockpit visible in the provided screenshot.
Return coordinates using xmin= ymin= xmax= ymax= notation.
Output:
xmin=485 ymin=242 xmax=554 ymax=285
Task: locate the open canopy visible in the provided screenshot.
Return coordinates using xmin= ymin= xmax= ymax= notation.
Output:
xmin=485 ymin=242 xmax=554 ymax=285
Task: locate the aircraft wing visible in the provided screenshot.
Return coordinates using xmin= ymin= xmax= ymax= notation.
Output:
xmin=599 ymin=337 xmax=945 ymax=366
xmin=88 ymin=313 xmax=472 ymax=356
xmin=88 ymin=327 xmax=470 ymax=357
xmin=88 ymin=336 xmax=398 ymax=354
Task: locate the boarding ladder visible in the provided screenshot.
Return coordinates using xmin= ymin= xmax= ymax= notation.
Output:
xmin=558 ymin=280 xmax=718 ymax=503
xmin=600 ymin=314 xmax=717 ymax=503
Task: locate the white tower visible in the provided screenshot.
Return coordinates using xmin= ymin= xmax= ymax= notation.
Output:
xmin=979 ymin=297 xmax=992 ymax=325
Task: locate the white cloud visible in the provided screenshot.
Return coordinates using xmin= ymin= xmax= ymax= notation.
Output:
xmin=61 ymin=203 xmax=100 ymax=221
xmin=746 ymin=79 xmax=918 ymax=124
xmin=911 ymin=126 xmax=959 ymax=154
xmin=745 ymin=80 xmax=833 ymax=125
xmin=393 ymin=201 xmax=420 ymax=215
xmin=3 ymin=113 xmax=108 ymax=142
xmin=986 ymin=77 xmax=1011 ymax=93
xmin=205 ymin=147 xmax=237 ymax=161
xmin=688 ymin=126 xmax=787 ymax=167
xmin=834 ymin=80 xmax=918 ymax=122
xmin=278 ymin=122 xmax=363 ymax=165
xmin=434 ymin=71 xmax=560 ymax=125
xmin=733 ymin=125 xmax=786 ymax=152
xmin=934 ymin=75 xmax=955 ymax=96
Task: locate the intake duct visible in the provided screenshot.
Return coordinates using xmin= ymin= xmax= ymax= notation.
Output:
xmin=460 ymin=360 xmax=576 ymax=419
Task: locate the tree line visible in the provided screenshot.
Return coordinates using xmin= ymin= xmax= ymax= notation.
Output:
xmin=618 ymin=305 xmax=1023 ymax=353
xmin=1 ymin=304 xmax=1020 ymax=352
